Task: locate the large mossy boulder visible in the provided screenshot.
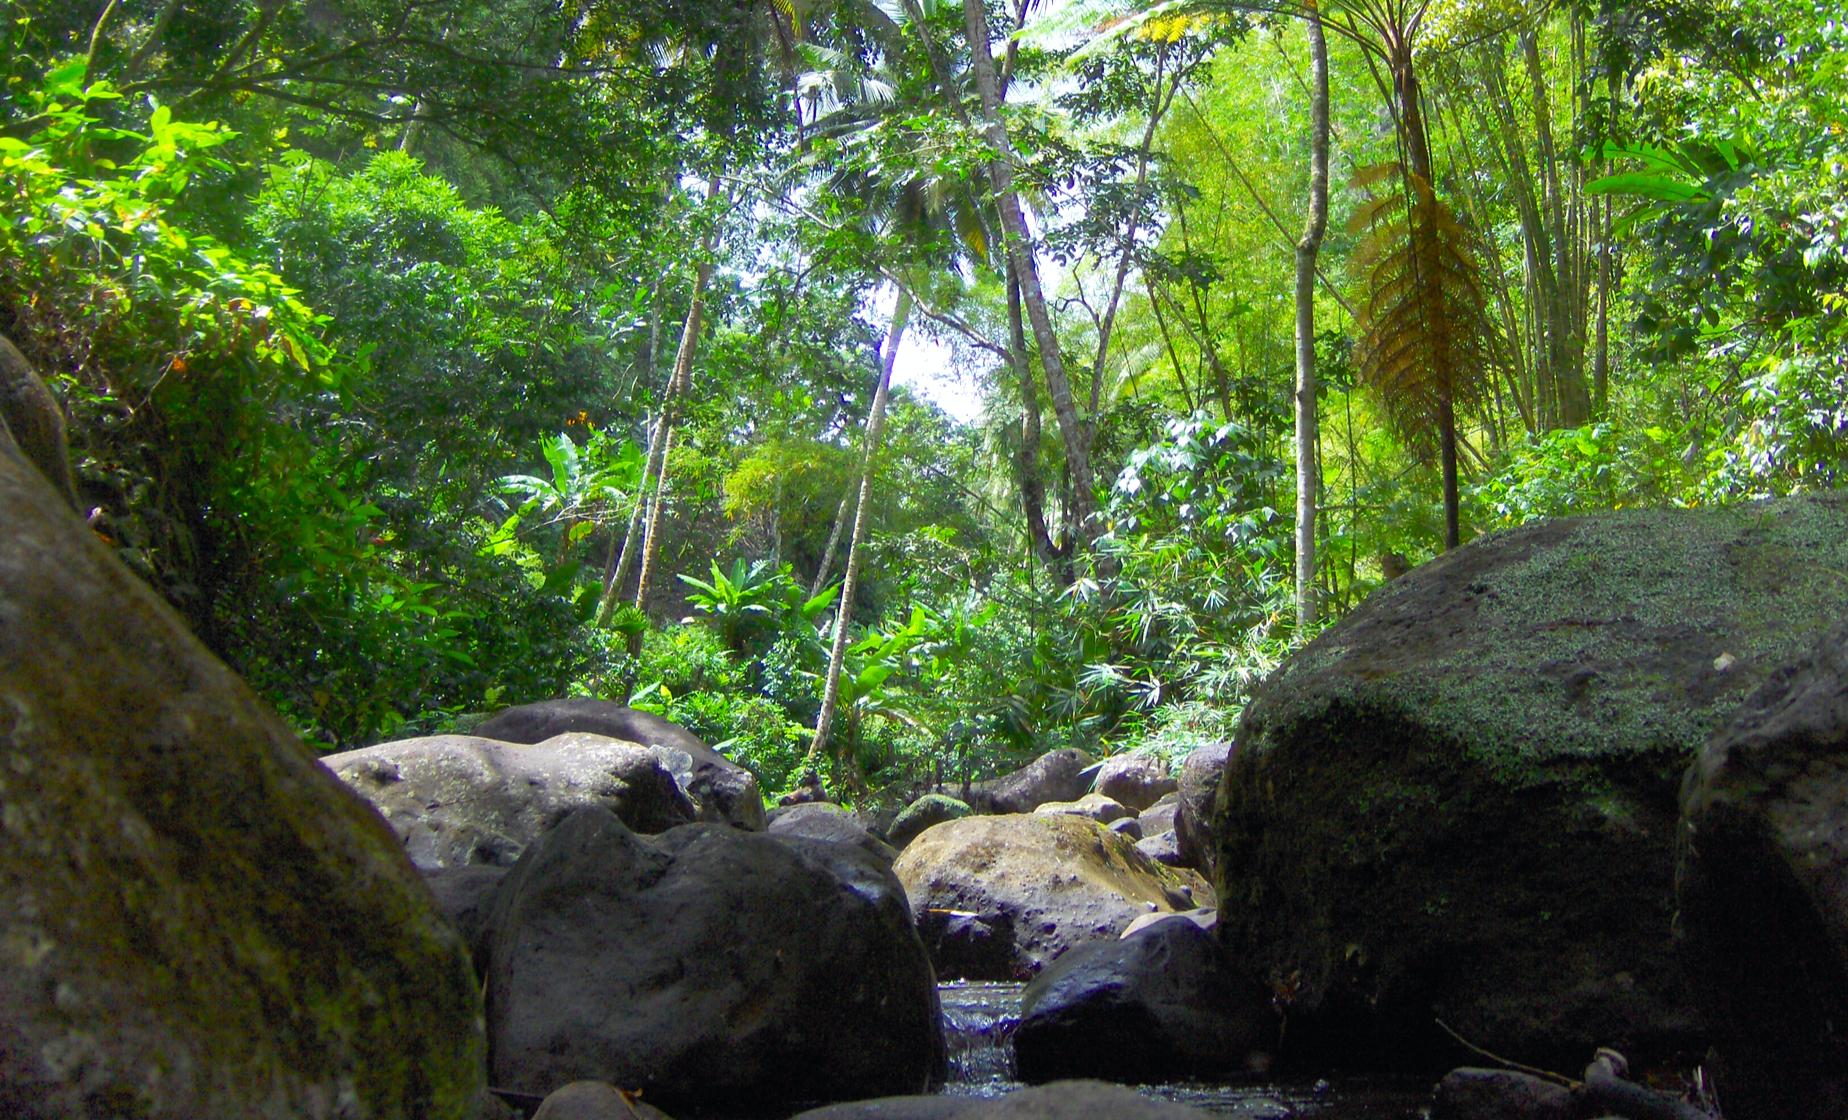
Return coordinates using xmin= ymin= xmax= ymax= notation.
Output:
xmin=893 ymin=814 xmax=1197 ymax=979
xmin=484 ymin=809 xmax=942 ymax=1113
xmin=0 ymin=452 xmax=484 ymax=1116
xmin=325 ymin=732 xmax=695 ymax=868
xmin=1678 ymin=622 xmax=1848 ymax=1120
xmin=1215 ymin=493 xmax=1848 ymax=1068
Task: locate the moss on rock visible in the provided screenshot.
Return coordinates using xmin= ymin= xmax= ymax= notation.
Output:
xmin=1215 ymin=492 xmax=1848 ymax=1068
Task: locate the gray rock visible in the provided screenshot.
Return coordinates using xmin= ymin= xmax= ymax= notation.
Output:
xmin=1033 ymin=792 xmax=1133 ymax=824
xmin=1121 ymin=908 xmax=1216 ymax=939
xmin=474 ymin=700 xmax=766 ymax=829
xmin=530 ymin=1081 xmax=674 ymax=1120
xmin=1135 ymin=830 xmax=1185 ymax=867
xmin=1217 ymin=494 xmax=1848 ymax=1067
xmin=1108 ymin=816 xmax=1144 ymax=840
xmin=962 ymin=748 xmax=1096 ymax=814
xmin=0 ymin=333 xmax=77 ymax=510
xmin=0 ymin=451 xmax=483 ymax=1118
xmin=791 ymin=1081 xmax=1215 ymax=1119
xmin=769 ymin=801 xmax=899 ymax=863
xmin=422 ymin=863 xmax=510 ymax=969
xmin=1090 ymin=754 xmax=1178 ymax=811
xmin=1138 ymin=793 xmax=1180 ymax=837
xmin=1015 ymin=918 xmax=1274 ymax=1083
xmin=893 ymin=814 xmax=1195 ymax=980
xmin=888 ymin=793 xmax=972 ymax=850
xmin=485 ymin=810 xmax=941 ymax=1113
xmin=1174 ymin=742 xmax=1230 ymax=873
xmin=326 ymin=732 xmax=695 ymax=868
xmin=1679 ymin=621 xmax=1848 ymax=1120
xmin=1432 ymin=1068 xmax=1573 ymax=1120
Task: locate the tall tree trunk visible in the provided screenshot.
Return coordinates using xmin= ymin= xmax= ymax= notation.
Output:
xmin=809 ymin=491 xmax=851 ymax=599
xmin=1295 ymin=7 xmax=1330 ymax=632
xmin=627 ymin=180 xmax=723 ymax=618
xmin=1522 ymin=31 xmax=1590 ymax=426
xmin=1593 ymin=191 xmax=1612 ymax=415
xmin=963 ymin=0 xmax=1095 ymax=547
xmin=809 ymin=288 xmax=913 ymax=766
xmin=1008 ymin=262 xmax=1061 ymax=568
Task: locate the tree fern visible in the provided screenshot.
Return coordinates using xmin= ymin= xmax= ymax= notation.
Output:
xmin=1350 ymin=164 xmax=1498 ymax=549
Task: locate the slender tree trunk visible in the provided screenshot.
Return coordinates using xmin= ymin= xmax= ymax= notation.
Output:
xmin=963 ymin=0 xmax=1095 ymax=546
xmin=1522 ymin=31 xmax=1590 ymax=426
xmin=809 ymin=491 xmax=851 ymax=599
xmin=1593 ymin=191 xmax=1612 ymax=415
xmin=809 ymin=288 xmax=913 ymax=765
xmin=629 ymin=182 xmax=722 ymax=617
xmin=1294 ymin=7 xmax=1330 ymax=632
xmin=1008 ymin=263 xmax=1061 ymax=567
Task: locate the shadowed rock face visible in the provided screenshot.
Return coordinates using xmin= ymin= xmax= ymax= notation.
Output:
xmin=485 ymin=810 xmax=942 ymax=1113
xmin=474 ymin=700 xmax=766 ymax=829
xmin=959 ymin=748 xmax=1096 ymax=814
xmin=1015 ymin=917 xmax=1274 ymax=1084
xmin=1214 ymin=493 xmax=1848 ymax=1069
xmin=1679 ymin=622 xmax=1848 ymax=1120
xmin=0 ymin=451 xmax=484 ymax=1119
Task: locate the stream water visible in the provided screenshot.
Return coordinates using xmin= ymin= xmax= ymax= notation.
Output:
xmin=937 ymin=982 xmax=1432 ymax=1119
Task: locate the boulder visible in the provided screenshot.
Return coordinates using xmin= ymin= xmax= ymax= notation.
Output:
xmin=473 ymin=700 xmax=766 ymax=830
xmin=1136 ymin=830 xmax=1185 ymax=867
xmin=423 ymin=863 xmax=511 ymax=969
xmin=325 ymin=732 xmax=694 ymax=868
xmin=779 ymin=768 xmax=832 ymax=806
xmin=1216 ymin=494 xmax=1848 ymax=1068
xmin=1121 ymin=908 xmax=1217 ymax=939
xmin=1678 ymin=622 xmax=1848 ymax=1120
xmin=888 ymin=793 xmax=972 ymax=850
xmin=1090 ymin=754 xmax=1178 ymax=811
xmin=791 ymin=1081 xmax=1217 ymax=1119
xmin=1107 ymin=816 xmax=1143 ymax=840
xmin=1014 ymin=917 xmax=1274 ymax=1084
xmin=485 ymin=809 xmax=941 ymax=1113
xmin=1138 ymin=792 xmax=1181 ymax=837
xmin=0 ymin=333 xmax=77 ymax=510
xmin=961 ymin=748 xmax=1096 ymax=813
xmin=0 ymin=451 xmax=483 ymax=1118
xmin=1033 ymin=792 xmax=1133 ymax=824
xmin=1174 ymin=742 xmax=1229 ymax=873
xmin=768 ymin=801 xmax=899 ymax=863
xmin=1431 ymin=1069 xmax=1573 ymax=1120
xmin=893 ymin=814 xmax=1196 ymax=979
xmin=530 ymin=1081 xmax=674 ymax=1120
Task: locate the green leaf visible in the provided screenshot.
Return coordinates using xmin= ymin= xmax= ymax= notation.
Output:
xmin=1584 ymin=171 xmax=1705 ymax=204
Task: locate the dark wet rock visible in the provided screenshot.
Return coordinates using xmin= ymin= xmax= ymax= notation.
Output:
xmin=1679 ymin=622 xmax=1848 ymax=1120
xmin=1014 ymin=917 xmax=1274 ymax=1083
xmin=1136 ymin=829 xmax=1185 ymax=867
xmin=1033 ymin=792 xmax=1133 ymax=824
xmin=473 ymin=700 xmax=766 ymax=829
xmin=1431 ymin=1069 xmax=1573 ymax=1120
xmin=423 ymin=863 xmax=510 ymax=969
xmin=1091 ymin=754 xmax=1178 ymax=811
xmin=1174 ymin=742 xmax=1230 ymax=873
xmin=485 ymin=809 xmax=941 ymax=1112
xmin=790 ymin=1080 xmax=1217 ymax=1119
xmin=1108 ymin=816 xmax=1144 ymax=840
xmin=768 ymin=801 xmax=899 ymax=863
xmin=1216 ymin=494 xmax=1848 ymax=1068
xmin=893 ymin=814 xmax=1196 ymax=980
xmin=962 ymin=748 xmax=1096 ymax=814
xmin=530 ymin=1081 xmax=674 ymax=1120
xmin=325 ymin=732 xmax=694 ymax=868
xmin=0 ymin=452 xmax=483 ymax=1119
xmin=888 ymin=793 xmax=973 ymax=850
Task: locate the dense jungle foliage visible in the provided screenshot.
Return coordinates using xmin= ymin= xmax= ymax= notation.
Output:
xmin=3 ymin=0 xmax=1843 ymax=800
